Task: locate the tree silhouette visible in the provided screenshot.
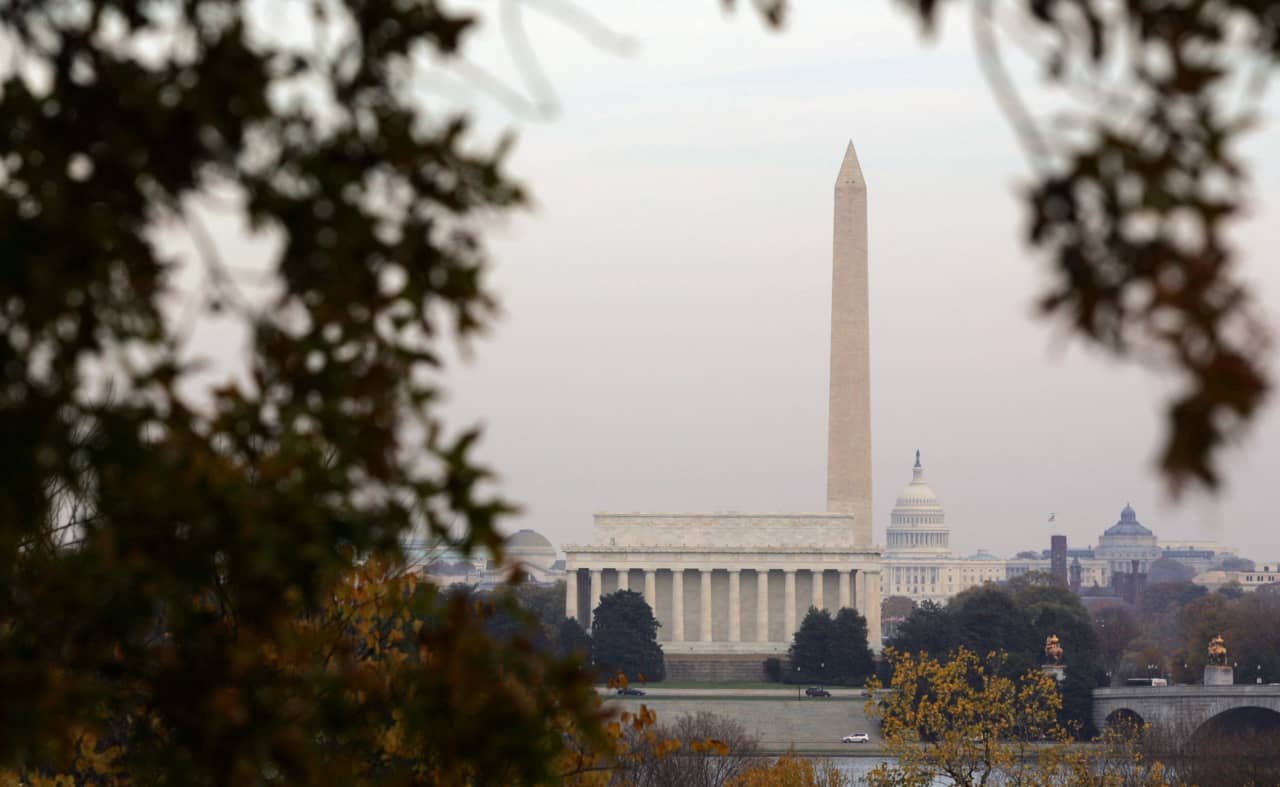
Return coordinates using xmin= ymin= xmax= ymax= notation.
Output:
xmin=787 ymin=607 xmax=835 ymax=683
xmin=591 ymin=590 xmax=665 ymax=682
xmin=831 ymin=607 xmax=875 ymax=685
xmin=888 ymin=600 xmax=960 ymax=658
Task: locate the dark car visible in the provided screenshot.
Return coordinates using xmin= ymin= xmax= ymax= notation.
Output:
xmin=616 ymin=687 xmax=646 ymax=696
xmin=805 ymin=686 xmax=831 ymax=697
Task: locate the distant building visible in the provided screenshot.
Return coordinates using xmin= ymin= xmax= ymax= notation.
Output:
xmin=421 ymin=528 xmax=565 ymax=590
xmin=878 ymin=454 xmax=1115 ymax=602
xmin=1193 ymin=563 xmax=1280 ymax=592
xmin=1160 ymin=540 xmax=1239 ymax=574
xmin=499 ymin=529 xmax=566 ymax=584
xmin=879 ymin=455 xmax=1148 ymax=602
xmin=1094 ymin=504 xmax=1161 ymax=603
xmin=880 ymin=453 xmax=1006 ymax=603
xmin=1007 ymin=552 xmax=1110 ymax=588
xmin=1095 ymin=504 xmax=1161 ymax=573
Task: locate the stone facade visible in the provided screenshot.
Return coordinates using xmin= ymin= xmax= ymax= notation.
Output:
xmin=1093 ymin=685 xmax=1280 ymax=737
xmin=1095 ymin=504 xmax=1161 ymax=573
xmin=1193 ymin=563 xmax=1280 ymax=592
xmin=564 ymin=513 xmax=882 ymax=654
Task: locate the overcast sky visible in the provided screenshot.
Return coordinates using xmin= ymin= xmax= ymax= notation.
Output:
xmin=194 ymin=2 xmax=1278 ymax=561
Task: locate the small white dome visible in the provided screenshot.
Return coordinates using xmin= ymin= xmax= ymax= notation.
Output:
xmin=507 ymin=529 xmax=554 ymax=550
xmin=504 ymin=529 xmax=558 ymax=571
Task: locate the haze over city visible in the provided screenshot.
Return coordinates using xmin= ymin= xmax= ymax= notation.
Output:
xmin=417 ymin=1 xmax=1280 ymax=560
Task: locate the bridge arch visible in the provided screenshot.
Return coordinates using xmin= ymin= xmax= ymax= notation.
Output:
xmin=1191 ymin=706 xmax=1280 ymax=741
xmin=1092 ymin=685 xmax=1280 ymax=739
xmin=1103 ymin=707 xmax=1145 ymax=733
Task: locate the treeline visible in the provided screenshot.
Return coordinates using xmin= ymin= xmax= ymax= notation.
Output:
xmin=1094 ymin=581 xmax=1280 ymax=685
xmin=883 ymin=572 xmax=1280 ymax=742
xmin=885 ymin=572 xmax=1102 ymax=736
xmin=765 ymin=607 xmax=875 ymax=686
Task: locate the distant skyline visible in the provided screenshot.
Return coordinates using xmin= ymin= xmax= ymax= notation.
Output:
xmin=181 ymin=3 xmax=1278 ymax=560
xmin=429 ymin=2 xmax=1280 ymax=561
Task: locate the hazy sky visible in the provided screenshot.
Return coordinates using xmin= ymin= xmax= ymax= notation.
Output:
xmin=193 ymin=2 xmax=1279 ymax=560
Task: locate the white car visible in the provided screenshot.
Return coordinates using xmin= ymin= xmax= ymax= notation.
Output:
xmin=842 ymin=733 xmax=870 ymax=743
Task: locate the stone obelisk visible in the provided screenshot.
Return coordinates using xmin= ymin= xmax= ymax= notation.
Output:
xmin=825 ymin=141 xmax=873 ymax=547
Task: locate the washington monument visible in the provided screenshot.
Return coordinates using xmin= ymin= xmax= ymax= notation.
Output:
xmin=826 ymin=141 xmax=873 ymax=547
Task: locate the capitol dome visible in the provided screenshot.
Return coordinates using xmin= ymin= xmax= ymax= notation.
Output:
xmin=885 ymin=451 xmax=950 ymax=556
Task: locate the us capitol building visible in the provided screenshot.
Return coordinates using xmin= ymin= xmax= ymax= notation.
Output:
xmin=880 ymin=452 xmax=1179 ymax=604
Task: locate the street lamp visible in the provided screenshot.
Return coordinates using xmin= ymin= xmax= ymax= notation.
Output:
xmin=1258 ymin=664 xmax=1263 ymax=685
xmin=796 ymin=666 xmax=802 ymax=700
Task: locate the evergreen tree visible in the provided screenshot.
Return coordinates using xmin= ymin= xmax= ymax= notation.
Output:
xmin=787 ymin=607 xmax=835 ymax=683
xmin=557 ymin=617 xmax=593 ymax=660
xmin=950 ymin=585 xmax=1038 ymax=675
xmin=887 ymin=600 xmax=958 ymax=657
xmin=591 ymin=590 xmax=665 ymax=682
xmin=830 ymin=607 xmax=875 ymax=685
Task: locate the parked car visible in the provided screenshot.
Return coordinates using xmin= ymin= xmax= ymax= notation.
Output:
xmin=842 ymin=733 xmax=870 ymax=743
xmin=615 ymin=687 xmax=645 ymax=696
xmin=805 ymin=686 xmax=831 ymax=697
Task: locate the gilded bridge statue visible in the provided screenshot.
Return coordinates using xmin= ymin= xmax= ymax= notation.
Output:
xmin=1044 ymin=634 xmax=1063 ymax=665
xmin=1208 ymin=634 xmax=1228 ymax=666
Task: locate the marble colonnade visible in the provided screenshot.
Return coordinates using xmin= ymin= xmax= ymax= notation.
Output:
xmin=564 ymin=563 xmax=881 ymax=650
xmin=563 ymin=513 xmax=884 ymax=652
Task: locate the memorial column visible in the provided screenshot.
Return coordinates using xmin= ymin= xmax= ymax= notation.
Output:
xmin=616 ymin=568 xmax=629 ymax=592
xmin=701 ymin=569 xmax=713 ymax=642
xmin=728 ymin=570 xmax=741 ymax=642
xmin=672 ymin=569 xmax=685 ymax=642
xmin=784 ymin=570 xmax=797 ymax=639
xmin=589 ymin=569 xmax=603 ymax=629
xmin=812 ymin=569 xmax=825 ymax=611
xmin=565 ymin=568 xmax=578 ymax=622
xmin=644 ymin=569 xmax=657 ymax=609
xmin=756 ymin=569 xmax=770 ymax=642
xmin=838 ymin=570 xmax=851 ymax=610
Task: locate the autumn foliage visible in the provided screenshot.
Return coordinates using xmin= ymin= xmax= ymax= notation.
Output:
xmin=866 ymin=647 xmax=1174 ymax=787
